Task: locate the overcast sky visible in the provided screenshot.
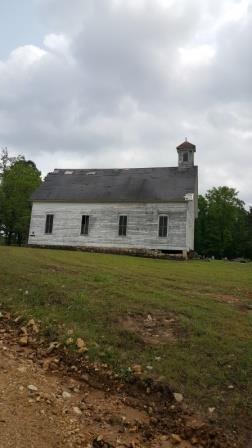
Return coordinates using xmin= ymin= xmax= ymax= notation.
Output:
xmin=0 ymin=0 xmax=252 ymax=205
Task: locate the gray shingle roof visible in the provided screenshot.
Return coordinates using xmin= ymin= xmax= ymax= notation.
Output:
xmin=31 ymin=166 xmax=198 ymax=203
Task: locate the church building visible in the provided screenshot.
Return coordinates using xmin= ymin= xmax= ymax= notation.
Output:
xmin=28 ymin=140 xmax=198 ymax=257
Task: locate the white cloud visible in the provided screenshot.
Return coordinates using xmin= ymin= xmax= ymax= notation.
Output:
xmin=43 ymin=33 xmax=72 ymax=58
xmin=9 ymin=45 xmax=46 ymax=65
xmin=0 ymin=0 xmax=252 ymax=206
xmin=179 ymin=45 xmax=216 ymax=67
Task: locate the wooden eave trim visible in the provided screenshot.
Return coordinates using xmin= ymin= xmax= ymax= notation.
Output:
xmin=31 ymin=199 xmax=188 ymax=204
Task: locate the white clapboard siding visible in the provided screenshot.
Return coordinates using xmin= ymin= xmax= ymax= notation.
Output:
xmin=28 ymin=201 xmax=195 ymax=251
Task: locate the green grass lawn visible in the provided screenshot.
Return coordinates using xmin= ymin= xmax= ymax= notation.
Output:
xmin=0 ymin=246 xmax=252 ymax=433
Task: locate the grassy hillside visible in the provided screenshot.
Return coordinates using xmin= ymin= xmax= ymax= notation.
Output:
xmin=0 ymin=246 xmax=252 ymax=433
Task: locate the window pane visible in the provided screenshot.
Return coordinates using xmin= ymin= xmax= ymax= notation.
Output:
xmin=119 ymin=215 xmax=127 ymax=236
xmin=81 ymin=215 xmax=89 ymax=235
xmin=45 ymin=214 xmax=54 ymax=234
xmin=159 ymin=216 xmax=167 ymax=237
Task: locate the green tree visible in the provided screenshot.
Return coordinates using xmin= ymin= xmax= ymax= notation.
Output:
xmin=195 ymin=186 xmax=248 ymax=258
xmin=0 ymin=147 xmax=24 ymax=178
xmin=244 ymin=207 xmax=252 ymax=259
xmin=0 ymin=154 xmax=41 ymax=245
xmin=0 ymin=147 xmax=9 ymax=178
xmin=195 ymin=195 xmax=208 ymax=255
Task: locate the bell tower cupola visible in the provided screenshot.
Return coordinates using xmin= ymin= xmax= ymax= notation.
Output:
xmin=177 ymin=139 xmax=196 ymax=168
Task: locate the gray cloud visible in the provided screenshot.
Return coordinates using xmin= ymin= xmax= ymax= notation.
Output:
xmin=0 ymin=0 xmax=252 ymax=205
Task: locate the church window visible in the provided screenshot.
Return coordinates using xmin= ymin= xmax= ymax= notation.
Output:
xmin=159 ymin=215 xmax=168 ymax=237
xmin=45 ymin=214 xmax=54 ymax=234
xmin=81 ymin=215 xmax=89 ymax=235
xmin=119 ymin=215 xmax=127 ymax=236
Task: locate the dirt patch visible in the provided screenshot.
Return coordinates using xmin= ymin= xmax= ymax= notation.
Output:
xmin=214 ymin=295 xmax=241 ymax=304
xmin=41 ymin=264 xmax=83 ymax=276
xmin=208 ymin=294 xmax=252 ymax=315
xmin=207 ymin=293 xmax=241 ymax=305
xmin=119 ymin=312 xmax=180 ymax=346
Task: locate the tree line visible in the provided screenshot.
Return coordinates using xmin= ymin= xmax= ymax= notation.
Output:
xmin=195 ymin=187 xmax=252 ymax=259
xmin=0 ymin=149 xmax=251 ymax=258
xmin=0 ymin=149 xmax=41 ymax=245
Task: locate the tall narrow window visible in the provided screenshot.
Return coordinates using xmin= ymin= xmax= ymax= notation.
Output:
xmin=81 ymin=215 xmax=89 ymax=235
xmin=119 ymin=215 xmax=127 ymax=236
xmin=45 ymin=214 xmax=54 ymax=234
xmin=159 ymin=216 xmax=168 ymax=237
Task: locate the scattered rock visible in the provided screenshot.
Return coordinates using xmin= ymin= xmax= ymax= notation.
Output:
xmin=76 ymin=338 xmax=88 ymax=353
xmin=27 ymin=319 xmax=35 ymax=327
xmin=80 ymin=374 xmax=89 ymax=383
xmin=47 ymin=341 xmax=60 ymax=354
xmin=184 ymin=417 xmax=205 ymax=431
xmin=132 ymin=364 xmax=142 ymax=375
xmin=146 ymin=365 xmax=153 ymax=371
xmin=19 ymin=335 xmax=28 ymax=346
xmin=17 ymin=366 xmax=27 ymax=373
xmin=170 ymin=433 xmax=182 ymax=444
xmin=73 ymin=406 xmax=82 ymax=415
xmin=62 ymin=391 xmax=72 ymax=400
xmin=27 ymin=319 xmax=39 ymax=333
xmin=173 ymin=392 xmax=183 ymax=403
xmin=27 ymin=384 xmax=38 ymax=392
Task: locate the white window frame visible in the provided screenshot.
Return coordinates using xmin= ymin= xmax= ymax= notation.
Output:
xmin=45 ymin=214 xmax=54 ymax=235
xmin=80 ymin=215 xmax=90 ymax=236
xmin=118 ymin=215 xmax=128 ymax=237
xmin=158 ymin=214 xmax=169 ymax=238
